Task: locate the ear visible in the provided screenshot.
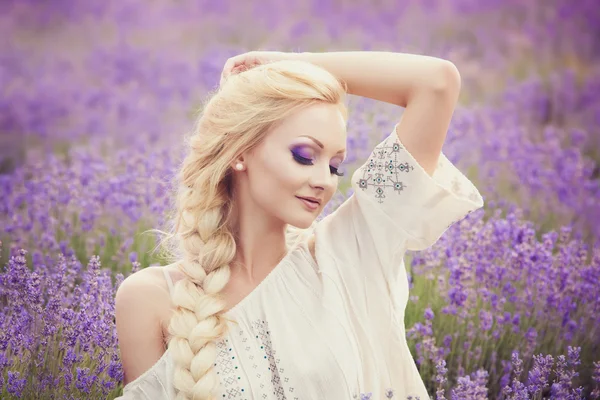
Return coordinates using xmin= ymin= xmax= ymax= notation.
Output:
xmin=230 ymin=158 xmax=245 ymax=171
xmin=231 ymin=149 xmax=253 ymax=170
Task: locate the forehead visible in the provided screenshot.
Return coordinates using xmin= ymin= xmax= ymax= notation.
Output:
xmin=268 ymin=103 xmax=347 ymax=147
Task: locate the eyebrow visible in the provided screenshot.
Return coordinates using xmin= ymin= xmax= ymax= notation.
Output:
xmin=299 ymin=135 xmax=346 ymax=155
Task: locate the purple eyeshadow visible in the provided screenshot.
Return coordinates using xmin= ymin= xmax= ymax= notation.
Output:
xmin=291 ymin=145 xmax=313 ymax=159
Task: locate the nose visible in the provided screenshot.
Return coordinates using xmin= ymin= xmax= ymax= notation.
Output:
xmin=308 ymin=162 xmax=336 ymax=191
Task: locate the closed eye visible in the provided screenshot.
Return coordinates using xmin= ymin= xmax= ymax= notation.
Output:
xmin=292 ymin=153 xmax=345 ymax=177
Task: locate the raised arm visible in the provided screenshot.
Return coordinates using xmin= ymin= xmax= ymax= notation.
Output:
xmin=292 ymin=51 xmax=461 ymax=176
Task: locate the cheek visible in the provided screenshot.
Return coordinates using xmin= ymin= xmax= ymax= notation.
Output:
xmin=248 ymin=155 xmax=305 ymax=203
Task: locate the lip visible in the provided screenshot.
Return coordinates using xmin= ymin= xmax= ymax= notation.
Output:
xmin=296 ymin=196 xmax=319 ymax=210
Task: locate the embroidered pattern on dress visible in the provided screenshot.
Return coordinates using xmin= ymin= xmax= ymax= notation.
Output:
xmin=250 ymin=319 xmax=293 ymax=400
xmin=355 ymin=135 xmax=414 ymax=203
xmin=215 ymin=337 xmax=248 ymax=399
xmin=216 ymin=319 xmax=296 ymax=400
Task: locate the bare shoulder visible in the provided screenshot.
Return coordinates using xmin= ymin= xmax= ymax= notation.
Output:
xmin=143 ymin=264 xmax=187 ymax=341
xmin=121 ymin=264 xmax=186 ymax=295
xmin=117 ymin=266 xmax=171 ymax=302
xmin=115 ymin=264 xmax=185 ymax=338
xmin=114 ymin=266 xmax=174 ymax=386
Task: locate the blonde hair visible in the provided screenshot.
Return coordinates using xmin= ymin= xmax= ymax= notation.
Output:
xmin=148 ymin=59 xmax=348 ymax=399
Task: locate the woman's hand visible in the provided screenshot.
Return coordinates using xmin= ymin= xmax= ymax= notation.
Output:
xmin=219 ymin=50 xmax=291 ymax=87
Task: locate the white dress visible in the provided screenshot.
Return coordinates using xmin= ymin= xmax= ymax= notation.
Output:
xmin=116 ymin=124 xmax=484 ymax=400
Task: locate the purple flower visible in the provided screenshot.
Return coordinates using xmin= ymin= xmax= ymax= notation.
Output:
xmin=527 ymin=354 xmax=554 ymax=396
xmin=128 ymin=251 xmax=138 ymax=263
xmin=6 ymin=371 xmax=26 ymax=398
xmin=479 ymin=309 xmax=493 ymax=332
xmin=424 ymin=308 xmax=435 ymax=321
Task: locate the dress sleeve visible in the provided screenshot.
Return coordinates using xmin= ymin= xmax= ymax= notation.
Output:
xmin=314 ymin=124 xmax=484 ymax=282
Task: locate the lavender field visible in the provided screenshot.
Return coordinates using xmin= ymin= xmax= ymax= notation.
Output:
xmin=1 ymin=0 xmax=600 ymax=399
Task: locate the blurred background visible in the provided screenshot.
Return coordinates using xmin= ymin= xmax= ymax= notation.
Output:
xmin=1 ymin=0 xmax=599 ymax=399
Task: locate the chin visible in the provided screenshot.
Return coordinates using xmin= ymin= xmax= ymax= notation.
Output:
xmin=287 ymin=216 xmax=316 ymax=230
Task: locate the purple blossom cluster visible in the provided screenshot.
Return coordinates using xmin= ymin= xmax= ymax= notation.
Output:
xmin=1 ymin=0 xmax=600 ymax=399
xmin=0 ymin=244 xmax=131 ymax=398
xmin=405 ymin=211 xmax=600 ymax=397
xmin=448 ymin=69 xmax=600 ymax=241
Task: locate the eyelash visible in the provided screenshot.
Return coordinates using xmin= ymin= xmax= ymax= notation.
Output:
xmin=292 ymin=153 xmax=345 ymax=177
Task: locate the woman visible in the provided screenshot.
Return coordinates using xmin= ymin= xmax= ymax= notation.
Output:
xmin=114 ymin=50 xmax=484 ymax=400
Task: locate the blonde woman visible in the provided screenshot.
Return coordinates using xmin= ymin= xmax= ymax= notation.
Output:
xmin=114 ymin=50 xmax=484 ymax=400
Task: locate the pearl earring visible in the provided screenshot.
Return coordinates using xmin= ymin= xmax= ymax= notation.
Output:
xmin=235 ymin=163 xmax=243 ymax=171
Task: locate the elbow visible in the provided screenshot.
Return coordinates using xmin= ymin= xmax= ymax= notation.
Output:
xmin=431 ymin=61 xmax=462 ymax=95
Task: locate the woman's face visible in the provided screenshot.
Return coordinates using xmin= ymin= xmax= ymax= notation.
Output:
xmin=233 ymin=103 xmax=347 ymax=229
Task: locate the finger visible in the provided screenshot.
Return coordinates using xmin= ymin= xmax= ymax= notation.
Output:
xmin=222 ymin=56 xmax=236 ymax=74
xmin=227 ymin=55 xmax=245 ymax=71
xmin=221 ymin=58 xmax=236 ymax=83
xmin=221 ymin=53 xmax=251 ymax=85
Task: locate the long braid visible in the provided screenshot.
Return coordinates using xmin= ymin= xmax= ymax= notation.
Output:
xmin=167 ymin=165 xmax=239 ymax=399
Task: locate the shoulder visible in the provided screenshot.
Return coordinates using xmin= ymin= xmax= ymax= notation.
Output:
xmin=119 ymin=264 xmax=187 ymax=293
xmin=115 ymin=266 xmax=180 ymax=334
xmin=115 ymin=268 xmax=166 ymax=328
xmin=115 ymin=266 xmax=176 ymax=385
xmin=117 ymin=266 xmax=169 ymax=299
xmin=143 ymin=264 xmax=189 ymax=338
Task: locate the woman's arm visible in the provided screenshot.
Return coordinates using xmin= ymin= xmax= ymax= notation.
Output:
xmin=293 ymin=50 xmax=461 ymax=177
xmin=291 ymin=51 xmax=460 ymax=107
